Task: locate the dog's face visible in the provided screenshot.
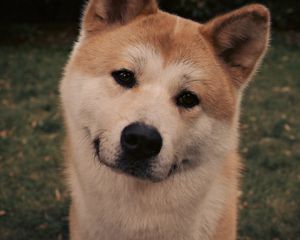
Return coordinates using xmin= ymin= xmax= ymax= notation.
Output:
xmin=61 ymin=0 xmax=270 ymax=181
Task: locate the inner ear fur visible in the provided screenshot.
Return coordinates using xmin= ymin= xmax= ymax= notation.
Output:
xmin=82 ymin=0 xmax=158 ymax=33
xmin=202 ymin=4 xmax=271 ymax=88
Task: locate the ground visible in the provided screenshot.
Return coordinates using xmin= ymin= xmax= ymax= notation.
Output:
xmin=0 ymin=32 xmax=299 ymax=240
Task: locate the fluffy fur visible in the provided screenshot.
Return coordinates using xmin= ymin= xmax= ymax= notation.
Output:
xmin=60 ymin=1 xmax=270 ymax=239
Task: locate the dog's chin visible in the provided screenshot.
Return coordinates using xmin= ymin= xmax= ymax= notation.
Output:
xmin=97 ymin=157 xmax=166 ymax=182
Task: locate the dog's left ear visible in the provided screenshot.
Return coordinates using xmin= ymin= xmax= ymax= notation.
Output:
xmin=202 ymin=4 xmax=270 ymax=89
xmin=82 ymin=0 xmax=158 ymax=33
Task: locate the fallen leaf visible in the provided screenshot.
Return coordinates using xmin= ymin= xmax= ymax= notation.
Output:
xmin=0 ymin=130 xmax=9 ymax=138
xmin=284 ymin=124 xmax=291 ymax=132
xmin=0 ymin=210 xmax=6 ymax=217
xmin=55 ymin=189 xmax=61 ymax=201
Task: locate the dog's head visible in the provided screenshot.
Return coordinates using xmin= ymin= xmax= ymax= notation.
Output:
xmin=61 ymin=0 xmax=270 ymax=181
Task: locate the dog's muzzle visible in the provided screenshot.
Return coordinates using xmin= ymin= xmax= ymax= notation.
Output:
xmin=93 ymin=122 xmax=169 ymax=181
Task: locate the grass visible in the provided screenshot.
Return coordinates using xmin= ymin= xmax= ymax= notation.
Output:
xmin=0 ymin=34 xmax=299 ymax=240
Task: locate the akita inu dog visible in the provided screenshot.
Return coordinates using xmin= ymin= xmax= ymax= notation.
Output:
xmin=60 ymin=0 xmax=270 ymax=239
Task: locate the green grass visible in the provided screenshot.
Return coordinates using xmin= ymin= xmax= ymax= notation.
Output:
xmin=0 ymin=36 xmax=300 ymax=240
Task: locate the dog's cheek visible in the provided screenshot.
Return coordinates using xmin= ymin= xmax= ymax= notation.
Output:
xmin=77 ymin=75 xmax=117 ymax=129
xmin=182 ymin=115 xmax=235 ymax=166
xmin=179 ymin=115 xmax=213 ymax=163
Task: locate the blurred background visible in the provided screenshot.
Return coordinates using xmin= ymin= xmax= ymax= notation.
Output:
xmin=0 ymin=0 xmax=299 ymax=240
xmin=1 ymin=0 xmax=300 ymax=44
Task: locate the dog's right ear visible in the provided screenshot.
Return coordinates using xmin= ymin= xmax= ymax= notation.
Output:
xmin=201 ymin=4 xmax=270 ymax=89
xmin=82 ymin=0 xmax=158 ymax=34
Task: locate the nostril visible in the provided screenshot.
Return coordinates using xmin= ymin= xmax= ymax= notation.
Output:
xmin=125 ymin=134 xmax=139 ymax=147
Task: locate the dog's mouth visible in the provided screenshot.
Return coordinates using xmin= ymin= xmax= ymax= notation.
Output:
xmin=93 ymin=137 xmax=161 ymax=181
xmin=93 ymin=138 xmax=100 ymax=158
xmin=92 ymin=137 xmax=187 ymax=182
xmin=167 ymin=159 xmax=190 ymax=177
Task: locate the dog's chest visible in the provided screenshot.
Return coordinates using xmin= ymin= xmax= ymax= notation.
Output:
xmin=72 ymin=172 xmax=226 ymax=240
xmin=76 ymin=193 xmax=194 ymax=240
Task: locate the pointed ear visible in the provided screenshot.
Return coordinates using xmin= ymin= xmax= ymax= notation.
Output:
xmin=202 ymin=4 xmax=270 ymax=88
xmin=82 ymin=0 xmax=158 ymax=33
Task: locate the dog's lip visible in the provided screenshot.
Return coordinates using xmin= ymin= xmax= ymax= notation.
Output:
xmin=96 ymin=152 xmax=190 ymax=181
xmin=99 ymin=158 xmax=119 ymax=171
xmin=92 ymin=137 xmax=117 ymax=171
xmin=93 ymin=138 xmax=100 ymax=158
xmin=168 ymin=159 xmax=190 ymax=176
xmin=98 ymin=157 xmax=163 ymax=182
xmin=168 ymin=163 xmax=178 ymax=176
xmin=91 ymin=137 xmax=162 ymax=182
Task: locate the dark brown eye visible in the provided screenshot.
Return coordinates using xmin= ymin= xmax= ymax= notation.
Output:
xmin=111 ymin=69 xmax=136 ymax=88
xmin=176 ymin=91 xmax=200 ymax=109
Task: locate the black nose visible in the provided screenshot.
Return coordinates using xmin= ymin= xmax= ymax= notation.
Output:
xmin=121 ymin=123 xmax=163 ymax=159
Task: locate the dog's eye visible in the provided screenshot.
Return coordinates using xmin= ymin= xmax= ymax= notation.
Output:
xmin=176 ymin=91 xmax=200 ymax=109
xmin=111 ymin=69 xmax=136 ymax=88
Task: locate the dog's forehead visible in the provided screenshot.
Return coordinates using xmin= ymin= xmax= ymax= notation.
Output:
xmin=75 ymin=12 xmax=219 ymax=78
xmin=132 ymin=12 xmax=213 ymax=65
xmin=109 ymin=12 xmax=221 ymax=83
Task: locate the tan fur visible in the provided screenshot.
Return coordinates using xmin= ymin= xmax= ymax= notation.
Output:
xmin=60 ymin=1 xmax=270 ymax=239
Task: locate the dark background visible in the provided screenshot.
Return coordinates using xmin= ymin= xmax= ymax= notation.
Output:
xmin=1 ymin=0 xmax=299 ymax=29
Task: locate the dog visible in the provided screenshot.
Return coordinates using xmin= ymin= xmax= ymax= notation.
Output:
xmin=60 ymin=0 xmax=270 ymax=239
